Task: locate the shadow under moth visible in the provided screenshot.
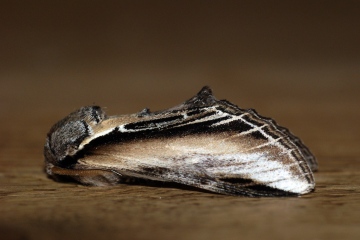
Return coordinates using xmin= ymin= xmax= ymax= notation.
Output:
xmin=44 ymin=86 xmax=317 ymax=197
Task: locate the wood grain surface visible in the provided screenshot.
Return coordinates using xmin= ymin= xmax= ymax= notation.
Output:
xmin=1 ymin=1 xmax=360 ymax=240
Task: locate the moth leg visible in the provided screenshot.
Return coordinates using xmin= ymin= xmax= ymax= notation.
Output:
xmin=48 ymin=165 xmax=122 ymax=186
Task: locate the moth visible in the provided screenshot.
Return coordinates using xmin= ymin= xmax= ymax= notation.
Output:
xmin=44 ymin=86 xmax=318 ymax=197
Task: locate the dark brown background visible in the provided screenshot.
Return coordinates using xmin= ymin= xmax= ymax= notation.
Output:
xmin=1 ymin=1 xmax=359 ymax=240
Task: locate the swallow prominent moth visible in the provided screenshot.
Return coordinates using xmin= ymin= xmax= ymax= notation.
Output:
xmin=44 ymin=86 xmax=317 ymax=197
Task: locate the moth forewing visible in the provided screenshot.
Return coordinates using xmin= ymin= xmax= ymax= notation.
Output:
xmin=44 ymin=86 xmax=317 ymax=197
xmin=78 ymin=133 xmax=314 ymax=196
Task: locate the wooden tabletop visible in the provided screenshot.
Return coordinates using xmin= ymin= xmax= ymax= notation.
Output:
xmin=1 ymin=2 xmax=360 ymax=240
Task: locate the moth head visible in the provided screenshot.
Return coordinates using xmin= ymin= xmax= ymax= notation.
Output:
xmin=44 ymin=106 xmax=106 ymax=172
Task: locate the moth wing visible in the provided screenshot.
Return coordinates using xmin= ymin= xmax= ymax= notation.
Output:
xmin=75 ymin=132 xmax=314 ymax=196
